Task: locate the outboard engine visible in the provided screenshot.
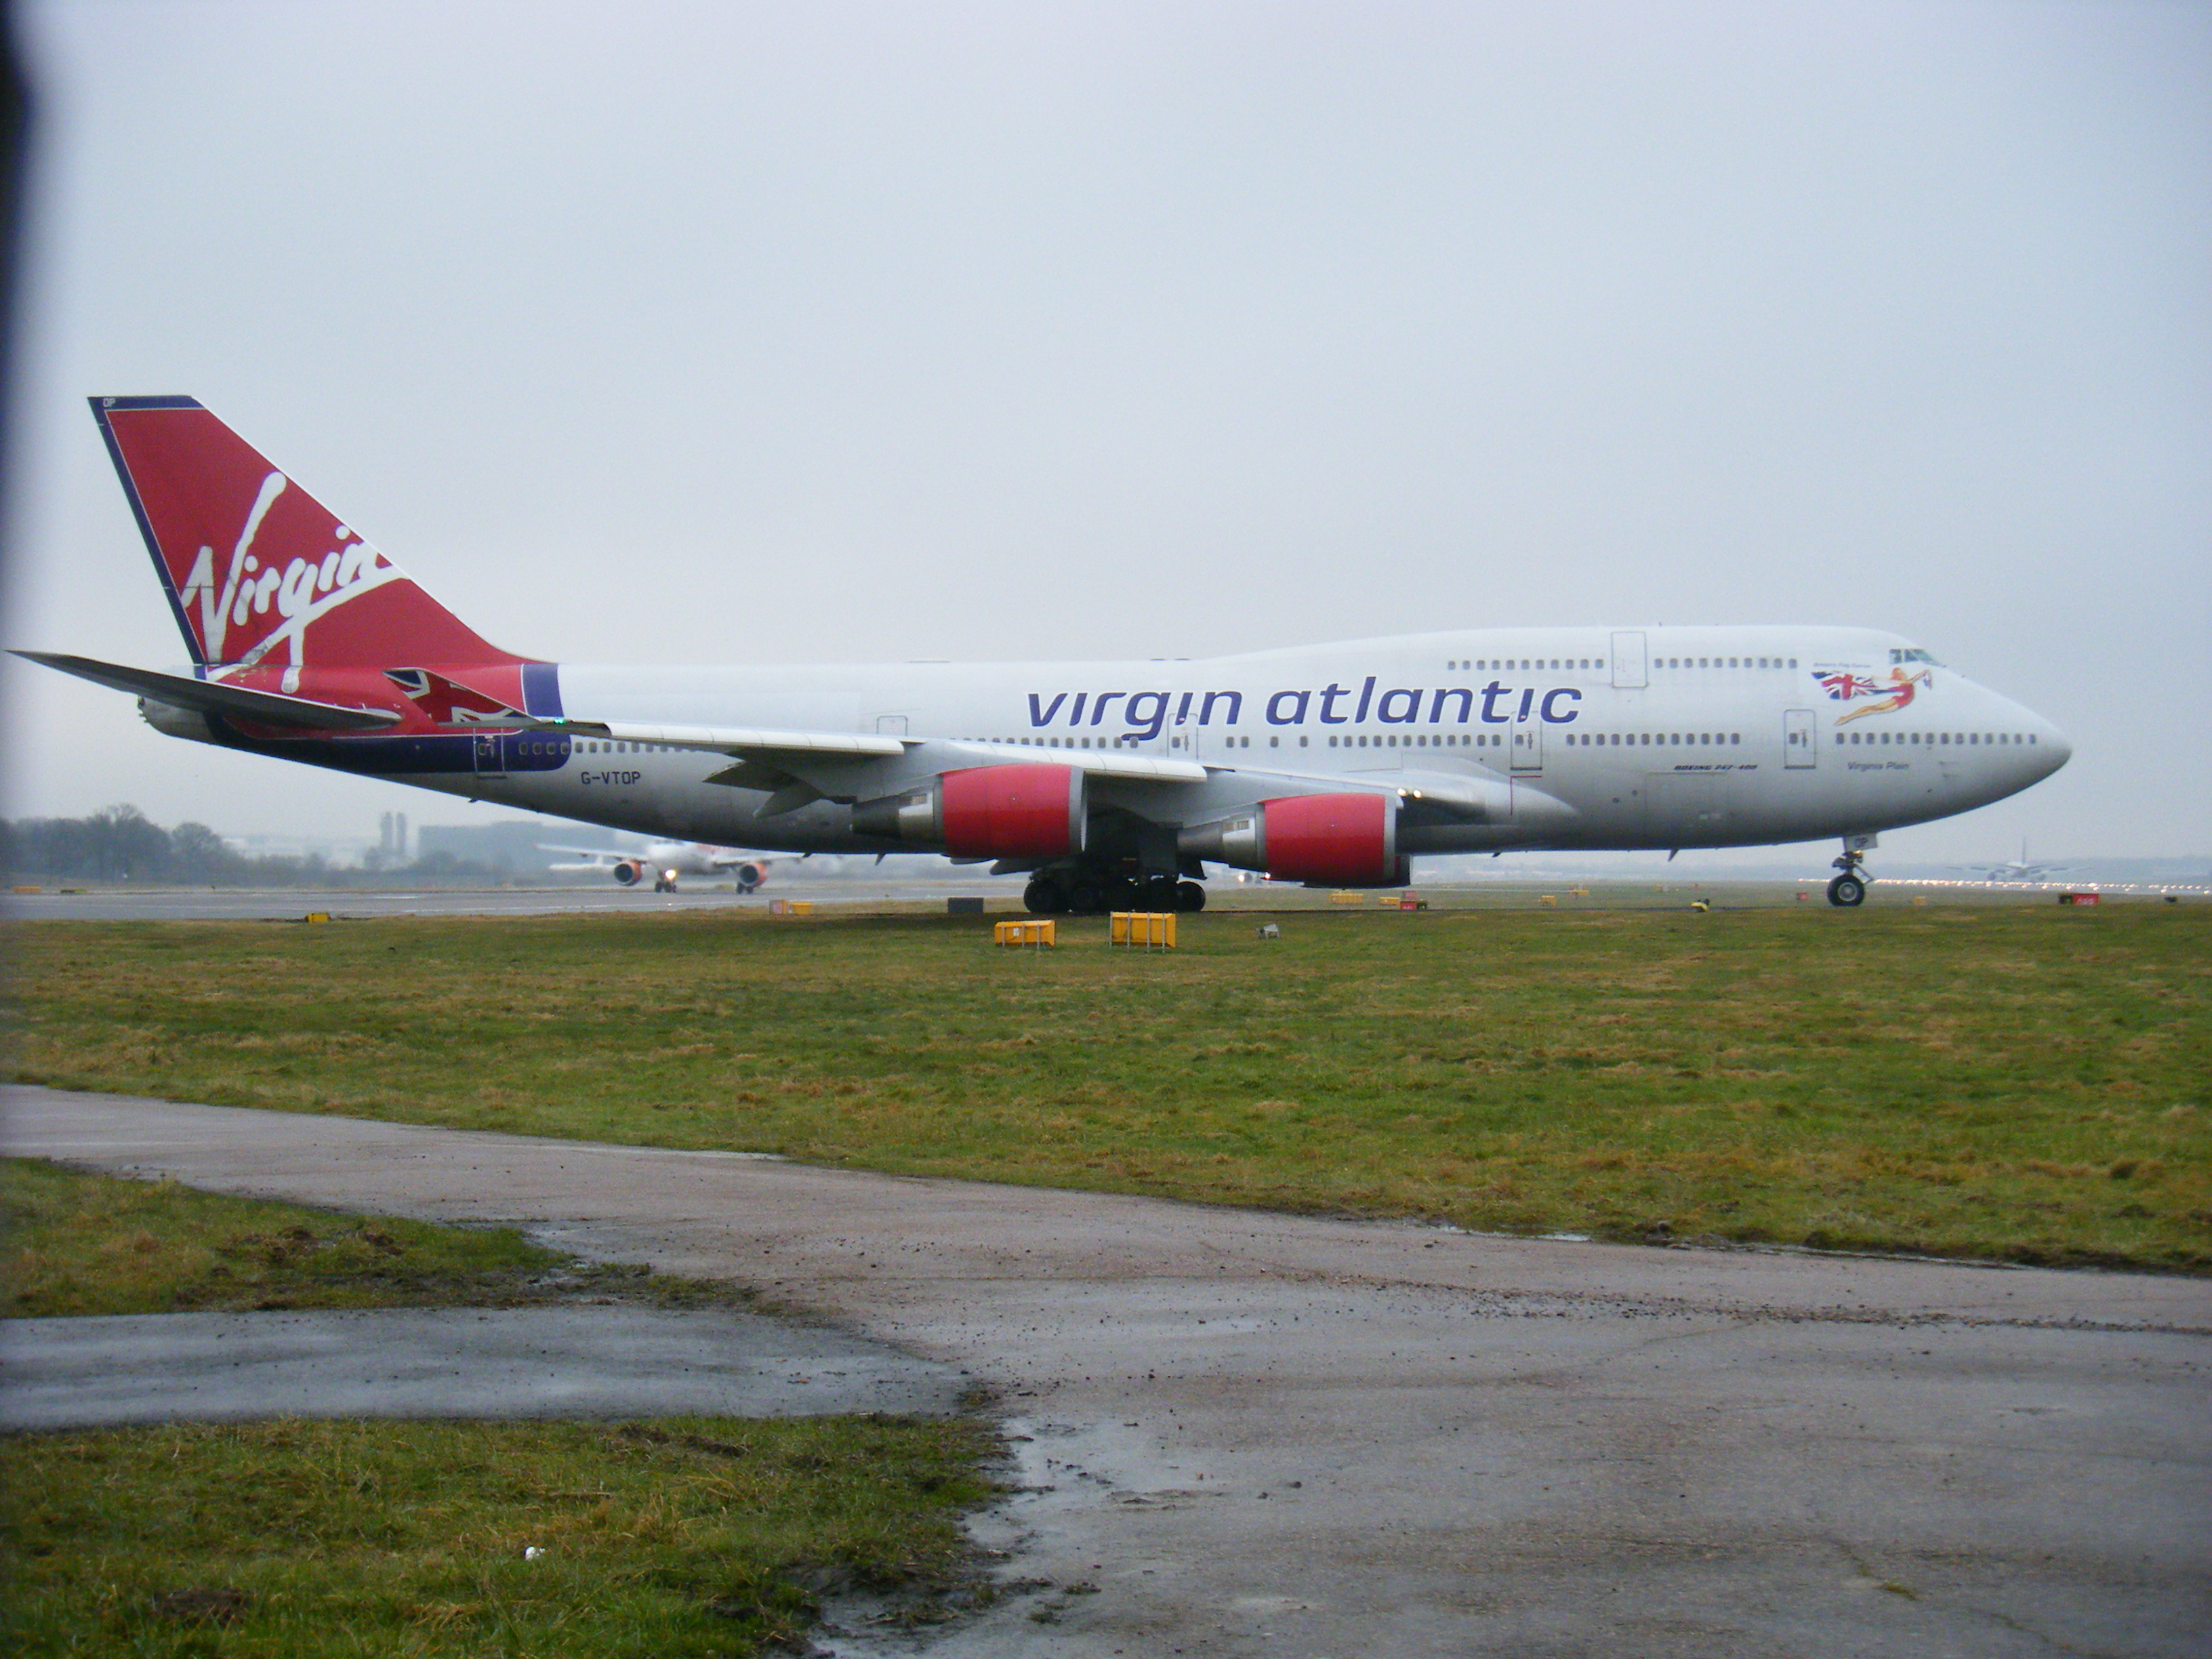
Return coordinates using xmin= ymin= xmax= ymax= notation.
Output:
xmin=1180 ymin=792 xmax=1408 ymax=887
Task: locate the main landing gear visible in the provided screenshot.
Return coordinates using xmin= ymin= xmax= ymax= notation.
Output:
xmin=1023 ymin=863 xmax=1206 ymax=916
xmin=1826 ymin=845 xmax=1869 ymax=908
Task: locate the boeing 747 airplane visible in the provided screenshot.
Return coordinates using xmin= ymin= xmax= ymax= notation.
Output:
xmin=20 ymin=397 xmax=2071 ymax=910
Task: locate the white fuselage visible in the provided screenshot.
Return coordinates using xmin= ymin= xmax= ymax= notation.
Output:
xmin=194 ymin=624 xmax=2062 ymax=863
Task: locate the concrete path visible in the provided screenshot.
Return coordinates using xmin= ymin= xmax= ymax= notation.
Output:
xmin=7 ymin=1085 xmax=2208 ymax=1658
xmin=0 ymin=1305 xmax=968 ymax=1430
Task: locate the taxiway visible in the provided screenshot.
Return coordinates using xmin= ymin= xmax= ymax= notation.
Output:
xmin=6 ymin=1085 xmax=2206 ymax=1658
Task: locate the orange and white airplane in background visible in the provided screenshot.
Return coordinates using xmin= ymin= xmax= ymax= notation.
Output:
xmin=18 ymin=397 xmax=2072 ymax=909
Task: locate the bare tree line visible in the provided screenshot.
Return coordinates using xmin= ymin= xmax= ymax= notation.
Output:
xmin=0 ymin=806 xmax=503 ymax=887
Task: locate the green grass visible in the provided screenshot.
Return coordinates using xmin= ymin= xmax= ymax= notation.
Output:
xmin=0 ymin=1166 xmax=1010 ymax=1656
xmin=7 ymin=903 xmax=2209 ymax=1269
xmin=0 ymin=1156 xmax=756 ymax=1319
xmin=1 ymin=1157 xmax=588 ymax=1318
xmin=1 ymin=1414 xmax=1002 ymax=1657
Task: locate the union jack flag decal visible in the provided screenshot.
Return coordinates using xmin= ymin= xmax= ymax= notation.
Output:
xmin=384 ymin=666 xmax=524 ymax=726
xmin=1815 ymin=670 xmax=1885 ymax=701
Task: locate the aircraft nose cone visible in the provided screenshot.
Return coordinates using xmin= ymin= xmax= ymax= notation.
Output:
xmin=2037 ymin=720 xmax=2072 ymax=776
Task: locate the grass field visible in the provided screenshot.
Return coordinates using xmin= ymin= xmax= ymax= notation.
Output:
xmin=7 ymin=902 xmax=2208 ymax=1269
xmin=3 ymin=1156 xmax=581 ymax=1317
xmin=1 ymin=1414 xmax=1002 ymax=1657
xmin=1 ymin=1162 xmax=1008 ymax=1656
xmin=0 ymin=1156 xmax=775 ymax=1319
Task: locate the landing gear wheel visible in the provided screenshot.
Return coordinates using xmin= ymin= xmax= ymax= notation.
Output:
xmin=1068 ymin=882 xmax=1106 ymax=915
xmin=1143 ymin=874 xmax=1179 ymax=911
xmin=1828 ymin=840 xmax=1872 ymax=907
xmin=1176 ymin=880 xmax=1206 ymax=913
xmin=1023 ymin=878 xmax=1067 ymax=915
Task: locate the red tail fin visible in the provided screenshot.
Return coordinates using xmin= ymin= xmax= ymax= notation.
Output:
xmin=92 ymin=396 xmax=519 ymax=672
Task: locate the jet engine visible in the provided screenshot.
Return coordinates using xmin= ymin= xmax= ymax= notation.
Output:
xmin=1179 ymin=792 xmax=1408 ymax=886
xmin=610 ymin=859 xmax=645 ymax=886
xmin=851 ymin=764 xmax=1086 ymax=857
xmin=731 ymin=861 xmax=766 ymax=893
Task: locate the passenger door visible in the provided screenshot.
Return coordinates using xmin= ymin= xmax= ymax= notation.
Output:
xmin=1511 ymin=722 xmax=1544 ymax=774
xmin=1784 ymin=708 xmax=1817 ymax=769
xmin=1610 ymin=631 xmax=1648 ymax=690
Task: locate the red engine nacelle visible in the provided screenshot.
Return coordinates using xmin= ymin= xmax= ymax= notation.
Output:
xmin=731 ymin=861 xmax=766 ymax=892
xmin=611 ymin=859 xmax=645 ymax=886
xmin=851 ymin=764 xmax=1086 ymax=858
xmin=1181 ymin=792 xmax=1406 ymax=886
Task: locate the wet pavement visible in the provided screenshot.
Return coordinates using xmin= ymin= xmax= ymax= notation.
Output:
xmin=0 ymin=1305 xmax=968 ymax=1431
xmin=6 ymin=1084 xmax=2208 ymax=1658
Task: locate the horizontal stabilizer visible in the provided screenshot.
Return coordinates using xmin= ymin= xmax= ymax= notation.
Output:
xmin=13 ymin=651 xmax=403 ymax=731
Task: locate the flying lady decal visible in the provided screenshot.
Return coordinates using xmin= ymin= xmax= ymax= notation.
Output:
xmin=1814 ymin=664 xmax=1931 ymax=725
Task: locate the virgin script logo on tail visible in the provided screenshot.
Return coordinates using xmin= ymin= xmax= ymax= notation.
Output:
xmin=177 ymin=470 xmax=403 ymax=672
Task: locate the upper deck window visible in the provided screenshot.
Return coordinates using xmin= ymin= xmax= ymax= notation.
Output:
xmin=1890 ymin=647 xmax=1943 ymax=665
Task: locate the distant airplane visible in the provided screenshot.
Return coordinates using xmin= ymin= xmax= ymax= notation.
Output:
xmin=539 ymin=840 xmax=785 ymax=893
xmin=1954 ymin=840 xmax=2071 ymax=884
xmin=20 ymin=396 xmax=2074 ymax=911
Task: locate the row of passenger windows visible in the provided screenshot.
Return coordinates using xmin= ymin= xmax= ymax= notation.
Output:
xmin=1436 ymin=655 xmax=1801 ymax=672
xmin=966 ymin=733 xmax=1507 ymax=752
xmin=1569 ymin=732 xmax=1740 ymax=746
xmin=1445 ymin=657 xmax=1602 ymax=672
xmin=1328 ymin=732 xmax=1495 ymax=748
xmin=963 ymin=731 xmax=1742 ymax=754
xmin=504 ymin=739 xmax=679 ymax=756
xmin=1839 ymin=731 xmax=2036 ymax=746
xmin=537 ymin=730 xmax=2036 ymax=761
xmin=525 ymin=726 xmax=2037 ymax=762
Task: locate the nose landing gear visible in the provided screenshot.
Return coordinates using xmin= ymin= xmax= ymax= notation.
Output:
xmin=1826 ymin=844 xmax=1869 ymax=907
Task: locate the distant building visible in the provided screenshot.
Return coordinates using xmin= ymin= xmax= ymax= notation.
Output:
xmin=224 ymin=831 xmax=367 ymax=865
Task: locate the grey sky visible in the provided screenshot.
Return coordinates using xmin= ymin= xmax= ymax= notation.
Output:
xmin=5 ymin=0 xmax=2206 ymax=861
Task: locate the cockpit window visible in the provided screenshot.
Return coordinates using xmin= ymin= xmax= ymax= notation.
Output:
xmin=1889 ymin=647 xmax=1943 ymax=666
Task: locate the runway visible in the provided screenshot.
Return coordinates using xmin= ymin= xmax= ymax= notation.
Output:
xmin=7 ymin=1085 xmax=2207 ymax=1658
xmin=0 ymin=879 xmax=1016 ymax=923
xmin=3 ymin=878 xmax=2186 ymax=925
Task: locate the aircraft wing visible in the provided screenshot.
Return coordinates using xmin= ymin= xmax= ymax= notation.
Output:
xmin=527 ymin=720 xmax=907 ymax=759
xmin=535 ymin=844 xmax=625 ymax=863
xmin=14 ymin=651 xmax=404 ymax=731
xmin=524 ymin=718 xmax=1208 ymax=781
xmin=518 ymin=715 xmax=1547 ymax=825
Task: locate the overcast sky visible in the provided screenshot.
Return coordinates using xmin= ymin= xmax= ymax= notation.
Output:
xmin=4 ymin=0 xmax=2206 ymax=863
